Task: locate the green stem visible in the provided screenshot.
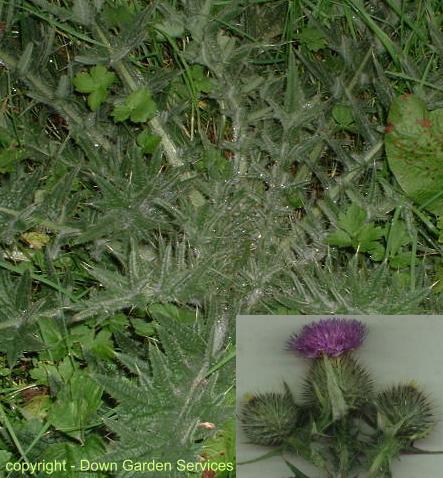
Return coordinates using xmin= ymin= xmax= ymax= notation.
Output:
xmin=368 ymin=435 xmax=402 ymax=477
xmin=335 ymin=418 xmax=352 ymax=478
xmin=324 ymin=356 xmax=348 ymax=421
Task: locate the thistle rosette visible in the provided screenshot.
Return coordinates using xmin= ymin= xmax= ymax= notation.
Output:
xmin=240 ymin=385 xmax=299 ymax=446
xmin=287 ymin=318 xmax=366 ymax=358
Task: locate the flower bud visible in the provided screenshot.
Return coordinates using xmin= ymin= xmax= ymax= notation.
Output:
xmin=240 ymin=385 xmax=299 ymax=446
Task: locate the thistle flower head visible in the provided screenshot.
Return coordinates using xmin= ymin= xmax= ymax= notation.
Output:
xmin=288 ymin=318 xmax=366 ymax=358
xmin=240 ymin=385 xmax=299 ymax=446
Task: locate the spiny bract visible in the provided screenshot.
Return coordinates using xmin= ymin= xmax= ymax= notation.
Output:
xmin=303 ymin=355 xmax=373 ymax=413
xmin=240 ymin=386 xmax=299 ymax=446
xmin=375 ymin=384 xmax=434 ymax=442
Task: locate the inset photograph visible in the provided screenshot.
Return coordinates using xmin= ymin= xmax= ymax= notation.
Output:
xmin=237 ymin=315 xmax=443 ymax=478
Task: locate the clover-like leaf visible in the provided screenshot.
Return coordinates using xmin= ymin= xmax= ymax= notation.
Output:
xmin=297 ymin=27 xmax=327 ymax=52
xmin=112 ymin=88 xmax=157 ymax=123
xmin=73 ymin=65 xmax=117 ymax=111
xmin=337 ymin=203 xmax=366 ymax=237
xmin=326 ymin=229 xmax=352 ymax=247
xmin=327 ymin=204 xmax=386 ymax=259
xmin=0 ymin=147 xmax=26 ymax=173
xmin=136 ymin=130 xmax=161 ymax=154
xmin=332 ymin=104 xmax=354 ymax=130
xmin=357 ymin=224 xmax=384 ymax=252
xmin=48 ymin=371 xmax=103 ymax=441
xmin=190 ymin=65 xmax=212 ymax=94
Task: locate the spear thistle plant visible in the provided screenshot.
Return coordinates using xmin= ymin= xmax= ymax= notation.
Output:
xmin=240 ymin=318 xmax=438 ymax=478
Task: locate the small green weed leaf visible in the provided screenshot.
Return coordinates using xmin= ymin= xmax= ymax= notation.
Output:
xmin=170 ymin=65 xmax=212 ymax=100
xmin=57 ymin=356 xmax=77 ymax=382
xmin=387 ymin=220 xmax=410 ymax=257
xmin=105 ymin=313 xmax=129 ymax=333
xmin=328 ymin=204 xmax=388 ymax=261
xmin=87 ymin=88 xmax=109 ymax=111
xmin=338 ymin=203 xmax=367 ymax=236
xmin=327 ymin=229 xmax=352 ymax=247
xmin=103 ymin=4 xmax=135 ymax=28
xmin=132 ymin=318 xmax=156 ymax=337
xmin=190 ymin=65 xmax=212 ymax=93
xmin=357 ymin=224 xmax=384 ymax=252
xmin=0 ymin=147 xmax=26 ymax=173
xmin=0 ymin=128 xmax=27 ymax=172
xmin=41 ymin=434 xmax=107 ymax=477
xmin=297 ymin=27 xmax=327 ymax=52
xmin=38 ymin=318 xmax=68 ymax=361
xmin=112 ymin=88 xmax=157 ymax=123
xmin=0 ymin=450 xmax=12 ymax=468
xmin=148 ymin=303 xmax=195 ymax=324
xmin=73 ymin=65 xmax=116 ymax=93
xmin=285 ymin=189 xmax=304 ymax=209
xmin=90 ymin=329 xmax=115 ymax=360
xmin=30 ymin=357 xmax=76 ymax=388
xmin=137 ymin=130 xmax=161 ymax=154
xmin=73 ymin=65 xmax=117 ymax=111
xmin=389 ymin=252 xmax=411 ymax=268
xmin=70 ymin=324 xmax=95 ymax=357
xmin=332 ymin=104 xmax=354 ymax=129
xmin=48 ymin=371 xmax=103 ymax=441
xmin=20 ymin=394 xmax=50 ymax=421
xmin=195 ymin=147 xmax=231 ymax=179
xmin=367 ymin=242 xmax=385 ymax=262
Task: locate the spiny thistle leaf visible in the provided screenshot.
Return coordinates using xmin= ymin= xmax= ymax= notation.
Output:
xmin=93 ymin=317 xmax=232 ymax=477
xmin=0 ymin=270 xmax=45 ymax=366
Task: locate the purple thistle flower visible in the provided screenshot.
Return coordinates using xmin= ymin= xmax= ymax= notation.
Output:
xmin=288 ymin=318 xmax=366 ymax=358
